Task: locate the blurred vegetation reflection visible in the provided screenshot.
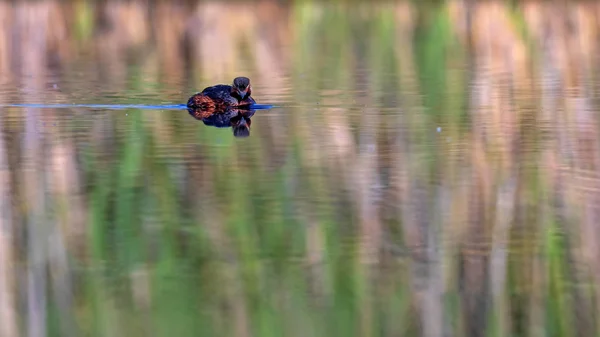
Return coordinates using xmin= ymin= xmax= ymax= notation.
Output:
xmin=1 ymin=1 xmax=600 ymax=336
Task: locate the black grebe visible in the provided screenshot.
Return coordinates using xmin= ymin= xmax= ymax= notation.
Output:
xmin=187 ymin=76 xmax=256 ymax=110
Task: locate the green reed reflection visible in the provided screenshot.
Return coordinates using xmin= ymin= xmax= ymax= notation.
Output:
xmin=0 ymin=1 xmax=598 ymax=337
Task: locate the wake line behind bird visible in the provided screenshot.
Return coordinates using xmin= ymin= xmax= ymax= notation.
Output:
xmin=0 ymin=103 xmax=274 ymax=110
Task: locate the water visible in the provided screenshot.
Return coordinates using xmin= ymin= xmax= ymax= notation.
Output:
xmin=0 ymin=1 xmax=599 ymax=336
xmin=0 ymin=103 xmax=275 ymax=110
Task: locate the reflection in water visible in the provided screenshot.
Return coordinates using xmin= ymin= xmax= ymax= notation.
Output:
xmin=0 ymin=103 xmax=187 ymax=110
xmin=1 ymin=1 xmax=600 ymax=336
xmin=188 ymin=106 xmax=255 ymax=138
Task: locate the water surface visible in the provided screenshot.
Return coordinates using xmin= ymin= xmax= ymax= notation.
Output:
xmin=0 ymin=1 xmax=599 ymax=337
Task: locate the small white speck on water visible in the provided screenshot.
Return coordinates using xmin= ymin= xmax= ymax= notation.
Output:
xmin=437 ymin=127 xmax=441 ymax=133
xmin=126 ymin=114 xmax=128 ymax=116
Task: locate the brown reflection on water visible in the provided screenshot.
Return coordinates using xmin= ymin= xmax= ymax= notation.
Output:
xmin=1 ymin=1 xmax=600 ymax=336
xmin=188 ymin=106 xmax=255 ymax=138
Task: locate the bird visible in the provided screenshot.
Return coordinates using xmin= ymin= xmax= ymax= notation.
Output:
xmin=186 ymin=76 xmax=256 ymax=111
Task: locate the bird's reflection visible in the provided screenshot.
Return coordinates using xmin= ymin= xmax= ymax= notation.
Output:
xmin=188 ymin=106 xmax=255 ymax=138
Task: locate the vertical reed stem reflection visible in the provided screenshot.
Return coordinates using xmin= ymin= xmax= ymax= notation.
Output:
xmin=0 ymin=103 xmax=17 ymax=337
xmin=0 ymin=1 xmax=599 ymax=336
xmin=19 ymin=3 xmax=49 ymax=336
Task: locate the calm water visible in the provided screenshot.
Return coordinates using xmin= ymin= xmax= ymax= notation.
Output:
xmin=1 ymin=1 xmax=600 ymax=337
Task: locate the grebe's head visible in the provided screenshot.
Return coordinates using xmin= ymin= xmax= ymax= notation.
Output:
xmin=232 ymin=77 xmax=251 ymax=99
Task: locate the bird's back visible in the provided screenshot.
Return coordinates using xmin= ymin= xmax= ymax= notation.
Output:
xmin=187 ymin=84 xmax=238 ymax=111
xmin=200 ymin=85 xmax=237 ymax=104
